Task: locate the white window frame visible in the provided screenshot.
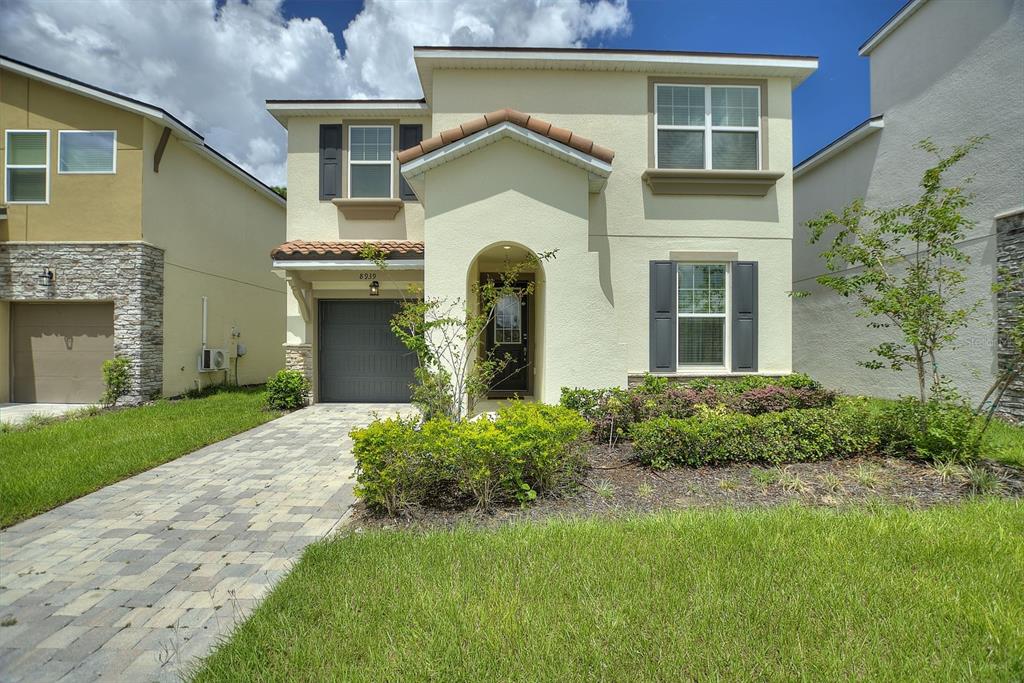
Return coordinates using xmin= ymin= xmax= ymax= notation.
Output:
xmin=57 ymin=130 xmax=117 ymax=174
xmin=347 ymin=124 xmax=393 ymax=198
xmin=654 ymin=84 xmax=761 ymax=171
xmin=676 ymin=262 xmax=730 ymax=372
xmin=5 ymin=129 xmax=50 ymax=205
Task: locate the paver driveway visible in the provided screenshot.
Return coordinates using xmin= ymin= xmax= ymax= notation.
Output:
xmin=0 ymin=403 xmax=409 ymax=682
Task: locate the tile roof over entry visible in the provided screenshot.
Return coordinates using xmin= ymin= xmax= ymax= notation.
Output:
xmin=271 ymin=240 xmax=424 ymax=261
xmin=396 ymin=108 xmax=615 ymax=165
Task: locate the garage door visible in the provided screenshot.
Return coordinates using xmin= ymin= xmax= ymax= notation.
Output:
xmin=319 ymin=300 xmax=417 ymax=402
xmin=11 ymin=302 xmax=116 ymax=403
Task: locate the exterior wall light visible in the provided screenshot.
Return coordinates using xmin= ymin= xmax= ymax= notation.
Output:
xmin=37 ymin=268 xmax=55 ymax=287
xmin=369 ymin=280 xmax=380 ymax=296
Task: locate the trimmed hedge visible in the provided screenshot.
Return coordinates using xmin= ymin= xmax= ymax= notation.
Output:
xmin=630 ymin=402 xmax=877 ymax=470
xmin=352 ymin=403 xmax=590 ymax=514
xmin=561 ymin=373 xmax=837 ymax=441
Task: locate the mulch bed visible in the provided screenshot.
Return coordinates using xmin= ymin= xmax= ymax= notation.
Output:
xmin=348 ymin=442 xmax=1024 ymax=532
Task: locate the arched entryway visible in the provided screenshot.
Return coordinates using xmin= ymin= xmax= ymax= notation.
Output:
xmin=467 ymin=242 xmax=546 ymax=400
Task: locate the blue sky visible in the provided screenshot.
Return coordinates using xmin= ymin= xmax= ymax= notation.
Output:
xmin=6 ymin=0 xmax=909 ymax=184
xmin=282 ymin=0 xmax=907 ymax=163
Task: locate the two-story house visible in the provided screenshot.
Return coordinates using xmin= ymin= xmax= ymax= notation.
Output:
xmin=269 ymin=46 xmax=817 ymax=404
xmin=792 ymin=0 xmax=1023 ymax=420
xmin=1 ymin=56 xmax=286 ymax=404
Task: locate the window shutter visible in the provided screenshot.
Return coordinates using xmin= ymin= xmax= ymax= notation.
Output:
xmin=731 ymin=261 xmax=758 ymax=371
xmin=398 ymin=124 xmax=423 ymax=200
xmin=319 ymin=124 xmax=342 ymax=200
xmin=649 ymin=260 xmax=676 ymax=372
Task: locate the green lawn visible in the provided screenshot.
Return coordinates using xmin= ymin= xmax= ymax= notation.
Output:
xmin=194 ymin=501 xmax=1024 ymax=682
xmin=858 ymin=397 xmax=1024 ymax=468
xmin=0 ymin=388 xmax=281 ymax=527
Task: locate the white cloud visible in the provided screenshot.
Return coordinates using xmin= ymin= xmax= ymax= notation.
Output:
xmin=2 ymin=0 xmax=631 ymax=186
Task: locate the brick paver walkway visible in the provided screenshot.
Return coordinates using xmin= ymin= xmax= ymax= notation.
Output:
xmin=0 ymin=404 xmax=409 ymax=682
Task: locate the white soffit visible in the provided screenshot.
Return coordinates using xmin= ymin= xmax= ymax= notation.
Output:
xmin=414 ymin=48 xmax=819 ymax=96
xmin=400 ymin=121 xmax=613 ymax=197
xmin=265 ymin=100 xmax=431 ymax=126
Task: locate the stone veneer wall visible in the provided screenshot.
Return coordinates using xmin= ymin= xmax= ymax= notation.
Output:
xmin=996 ymin=210 xmax=1024 ymax=423
xmin=283 ymin=343 xmax=313 ymax=404
xmin=0 ymin=242 xmax=165 ymax=403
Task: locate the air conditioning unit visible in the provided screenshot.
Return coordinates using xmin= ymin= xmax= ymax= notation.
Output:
xmin=198 ymin=348 xmax=228 ymax=372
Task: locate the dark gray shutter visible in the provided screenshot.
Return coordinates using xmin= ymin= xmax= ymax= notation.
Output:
xmin=319 ymin=124 xmax=342 ymax=200
xmin=732 ymin=261 xmax=758 ymax=372
xmin=398 ymin=124 xmax=423 ymax=200
xmin=649 ymin=261 xmax=676 ymax=372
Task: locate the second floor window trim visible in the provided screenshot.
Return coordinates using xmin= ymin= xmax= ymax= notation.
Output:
xmin=58 ymin=130 xmax=117 ymax=174
xmin=5 ymin=129 xmax=50 ymax=205
xmin=655 ymin=83 xmax=761 ymax=171
xmin=348 ymin=124 xmax=393 ymax=199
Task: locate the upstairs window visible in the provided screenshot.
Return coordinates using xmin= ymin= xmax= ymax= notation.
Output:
xmin=348 ymin=125 xmax=392 ymax=198
xmin=5 ymin=130 xmax=49 ymax=204
xmin=656 ymin=84 xmax=760 ymax=171
xmin=59 ymin=131 xmax=116 ymax=174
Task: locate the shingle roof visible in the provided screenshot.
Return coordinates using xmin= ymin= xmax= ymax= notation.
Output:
xmin=397 ymin=108 xmax=614 ymax=165
xmin=271 ymin=240 xmax=424 ymax=261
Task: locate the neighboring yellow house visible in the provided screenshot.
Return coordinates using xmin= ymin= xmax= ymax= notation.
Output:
xmin=269 ymin=47 xmax=817 ymax=404
xmin=0 ymin=56 xmax=286 ymax=404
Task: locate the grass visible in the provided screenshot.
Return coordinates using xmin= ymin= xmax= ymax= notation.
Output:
xmin=194 ymin=501 xmax=1024 ymax=682
xmin=860 ymin=397 xmax=1024 ymax=468
xmin=0 ymin=387 xmax=280 ymax=527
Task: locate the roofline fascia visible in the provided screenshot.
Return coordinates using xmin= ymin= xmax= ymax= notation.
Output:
xmin=794 ymin=116 xmax=884 ymax=179
xmin=2 ymin=55 xmax=285 ymax=207
xmin=401 ymin=121 xmax=612 ymax=177
xmin=265 ymin=100 xmax=432 ymax=127
xmin=413 ymin=47 xmax=818 ymax=73
xmin=859 ymin=0 xmax=928 ymax=55
xmin=1 ymin=55 xmax=202 ymax=143
xmin=413 ymin=45 xmax=819 ymax=62
xmin=272 ymin=259 xmax=424 ymax=270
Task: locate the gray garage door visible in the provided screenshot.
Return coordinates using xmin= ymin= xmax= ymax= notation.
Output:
xmin=318 ymin=300 xmax=417 ymax=402
xmin=11 ymin=302 xmax=115 ymax=403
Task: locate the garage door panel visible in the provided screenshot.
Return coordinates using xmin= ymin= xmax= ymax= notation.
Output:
xmin=319 ymin=300 xmax=416 ymax=403
xmin=11 ymin=303 xmax=115 ymax=403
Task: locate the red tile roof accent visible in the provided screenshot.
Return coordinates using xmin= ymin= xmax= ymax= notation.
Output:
xmin=396 ymin=108 xmax=615 ymax=165
xmin=271 ymin=240 xmax=424 ymax=261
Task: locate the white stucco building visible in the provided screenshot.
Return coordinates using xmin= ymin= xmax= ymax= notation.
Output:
xmin=793 ymin=0 xmax=1024 ymax=409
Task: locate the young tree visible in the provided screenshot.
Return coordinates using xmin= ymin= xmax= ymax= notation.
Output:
xmin=360 ymin=244 xmax=555 ymax=420
xmin=806 ymin=137 xmax=986 ymax=403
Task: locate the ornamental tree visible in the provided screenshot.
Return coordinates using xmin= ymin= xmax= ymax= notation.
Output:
xmin=806 ymin=136 xmax=986 ymax=403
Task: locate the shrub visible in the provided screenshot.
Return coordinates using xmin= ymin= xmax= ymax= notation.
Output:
xmin=630 ymin=403 xmax=877 ymax=470
xmin=101 ymin=356 xmax=132 ymax=406
xmin=875 ymin=397 xmax=981 ymax=463
xmin=265 ymin=369 xmax=311 ymax=410
xmin=352 ymin=403 xmax=590 ymax=514
xmin=560 ymin=374 xmax=835 ymax=440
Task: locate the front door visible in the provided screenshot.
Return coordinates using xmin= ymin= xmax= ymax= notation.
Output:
xmin=485 ymin=288 xmax=530 ymax=396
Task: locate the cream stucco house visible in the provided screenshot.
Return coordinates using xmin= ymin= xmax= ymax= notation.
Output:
xmin=1 ymin=56 xmax=286 ymax=404
xmin=270 ymin=46 xmax=817 ymax=404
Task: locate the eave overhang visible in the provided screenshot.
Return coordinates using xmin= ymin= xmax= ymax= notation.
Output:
xmin=400 ymin=121 xmax=613 ymax=199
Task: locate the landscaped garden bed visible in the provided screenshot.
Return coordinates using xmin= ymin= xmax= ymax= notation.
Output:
xmin=347 ymin=374 xmax=1024 ymax=531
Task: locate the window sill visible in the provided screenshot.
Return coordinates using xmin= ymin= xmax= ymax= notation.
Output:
xmin=642 ymin=169 xmax=784 ymax=196
xmin=332 ymin=198 xmax=404 ymax=220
